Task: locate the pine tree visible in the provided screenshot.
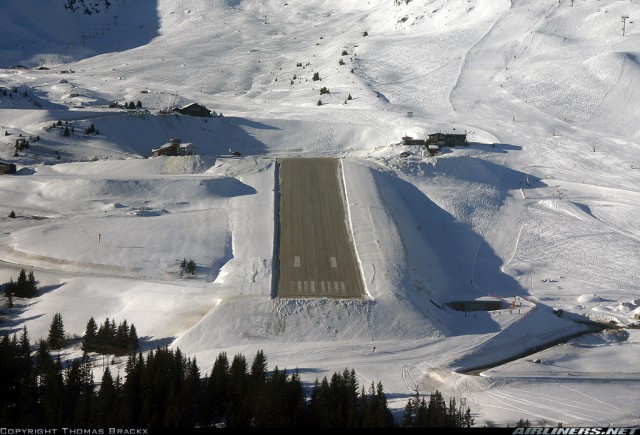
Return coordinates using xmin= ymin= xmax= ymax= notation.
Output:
xmin=342 ymin=368 xmax=360 ymax=427
xmin=27 ymin=270 xmax=37 ymax=298
xmin=462 ymin=406 xmax=474 ymax=428
xmin=170 ymin=356 xmax=200 ymax=427
xmin=47 ymin=313 xmax=65 ymax=350
xmin=40 ymin=347 xmax=65 ymax=426
xmin=4 ymin=278 xmax=16 ymax=299
xmin=414 ymin=396 xmax=429 ymax=427
xmin=252 ymin=366 xmax=286 ymax=427
xmin=284 ymin=369 xmax=307 ymax=426
xmin=6 ymin=289 xmax=13 ymax=308
xmin=115 ymin=320 xmax=129 ymax=352
xmin=18 ymin=326 xmax=31 ymax=367
xmin=72 ymin=353 xmax=95 ymax=426
xmin=120 ymin=352 xmax=145 ymax=426
xmin=187 ymin=260 xmax=196 ymax=275
xmin=517 ymin=418 xmax=531 ymax=428
xmin=127 ymin=324 xmax=139 ymax=352
xmin=366 ymin=381 xmax=394 ymax=427
xmin=96 ymin=318 xmax=116 ymax=352
xmin=401 ymin=390 xmax=420 ymax=427
xmin=82 ymin=317 xmax=98 ymax=353
xmin=16 ymin=269 xmax=28 ymax=295
xmin=0 ymin=334 xmax=22 ymax=423
xmin=447 ymin=397 xmax=458 ymax=426
xmin=226 ymin=353 xmax=249 ymax=427
xmin=249 ymin=350 xmax=267 ymax=387
xmin=9 ymin=269 xmax=37 ymax=298
xmin=64 ymin=358 xmax=83 ymax=424
xmin=245 ymin=350 xmax=268 ymax=423
xmin=185 ymin=357 xmax=201 ymax=422
xmin=93 ymin=367 xmax=118 ymax=426
xmin=426 ymin=390 xmax=447 ymax=427
xmin=208 ymin=351 xmax=230 ymax=423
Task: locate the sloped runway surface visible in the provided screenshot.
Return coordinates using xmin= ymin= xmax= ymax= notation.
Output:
xmin=277 ymin=158 xmax=365 ymax=299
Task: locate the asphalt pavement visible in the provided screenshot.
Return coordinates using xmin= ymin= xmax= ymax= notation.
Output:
xmin=276 ymin=158 xmax=366 ymax=299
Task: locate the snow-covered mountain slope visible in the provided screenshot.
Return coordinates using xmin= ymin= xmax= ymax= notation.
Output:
xmin=1 ymin=0 xmax=640 ymax=427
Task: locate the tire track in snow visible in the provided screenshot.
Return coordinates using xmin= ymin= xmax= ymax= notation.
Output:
xmin=460 ymin=373 xmax=635 ymax=425
xmin=502 ymin=219 xmax=525 ymax=272
xmin=484 ymin=388 xmax=608 ymax=423
xmin=476 ymin=388 xmax=563 ymax=423
xmin=401 ymin=365 xmax=420 ymax=393
xmin=558 ymin=384 xmax=635 ymax=415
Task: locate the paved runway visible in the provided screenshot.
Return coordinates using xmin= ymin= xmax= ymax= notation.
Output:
xmin=276 ymin=158 xmax=366 ymax=299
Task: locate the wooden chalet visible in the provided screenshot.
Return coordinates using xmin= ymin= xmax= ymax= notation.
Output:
xmin=402 ymin=131 xmax=467 ymax=156
xmin=178 ymin=142 xmax=196 ymax=156
xmin=152 ymin=138 xmax=196 ymax=157
xmin=173 ymin=103 xmax=215 ymax=117
xmin=426 ymin=131 xmax=467 ymax=147
xmin=402 ymin=136 xmax=426 ymax=146
xmin=152 ymin=138 xmax=179 ymax=157
xmin=0 ymin=161 xmax=17 ymax=174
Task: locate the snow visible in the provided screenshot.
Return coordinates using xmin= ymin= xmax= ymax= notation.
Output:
xmin=1 ymin=0 xmax=640 ymax=427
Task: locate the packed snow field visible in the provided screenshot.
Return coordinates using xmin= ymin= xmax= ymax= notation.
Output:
xmin=1 ymin=0 xmax=639 ymax=427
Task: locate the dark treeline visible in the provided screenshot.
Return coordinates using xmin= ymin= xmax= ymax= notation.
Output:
xmin=3 ymin=268 xmax=37 ymax=299
xmin=402 ymin=389 xmax=474 ymax=428
xmin=81 ymin=317 xmax=139 ymax=355
xmin=0 ymin=326 xmax=473 ymax=428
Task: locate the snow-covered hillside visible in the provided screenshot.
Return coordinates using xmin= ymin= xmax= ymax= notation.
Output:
xmin=1 ymin=0 xmax=640 ymax=427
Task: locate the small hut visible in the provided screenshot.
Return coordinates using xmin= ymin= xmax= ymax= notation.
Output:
xmin=173 ymin=103 xmax=215 ymax=117
xmin=0 ymin=161 xmax=17 ymax=174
